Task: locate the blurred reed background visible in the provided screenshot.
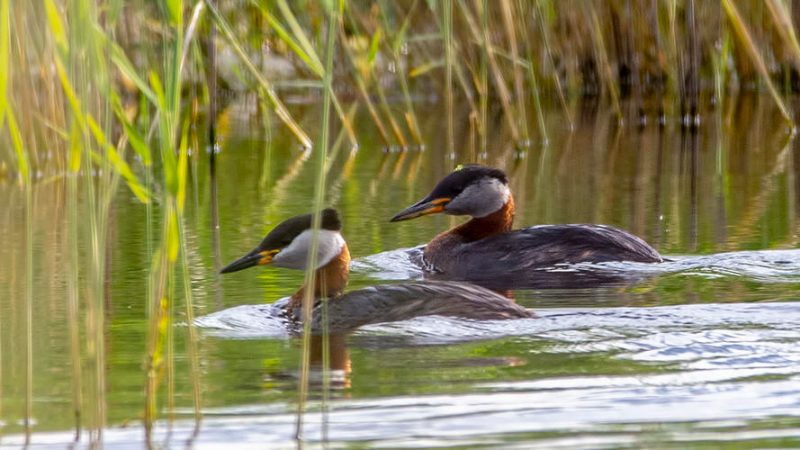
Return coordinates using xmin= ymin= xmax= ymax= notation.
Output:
xmin=2 ymin=0 xmax=800 ymax=445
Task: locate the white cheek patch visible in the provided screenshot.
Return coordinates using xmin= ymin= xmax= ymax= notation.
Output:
xmin=446 ymin=178 xmax=510 ymax=218
xmin=272 ymin=229 xmax=345 ymax=270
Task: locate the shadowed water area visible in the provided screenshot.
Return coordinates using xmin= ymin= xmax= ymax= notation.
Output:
xmin=2 ymin=96 xmax=800 ymax=448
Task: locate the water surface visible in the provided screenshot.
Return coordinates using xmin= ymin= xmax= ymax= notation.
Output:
xmin=2 ymin=97 xmax=800 ymax=448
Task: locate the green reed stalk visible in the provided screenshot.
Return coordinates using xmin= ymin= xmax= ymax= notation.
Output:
xmin=6 ymin=108 xmax=33 ymax=444
xmin=255 ymin=0 xmax=357 ymax=147
xmin=258 ymin=96 xmax=274 ymax=190
xmin=443 ymin=0 xmax=454 ymax=158
xmin=1 ymin=5 xmax=32 ymax=442
xmin=144 ymin=238 xmax=168 ymax=440
xmin=712 ymin=25 xmax=732 ymax=115
xmin=84 ymin=114 xmax=107 ymax=444
xmin=166 ymin=265 xmax=176 ymax=433
xmin=685 ymin=0 xmax=699 ymax=121
xmin=204 ymin=0 xmax=311 ymax=148
xmin=206 ymin=0 xmax=217 ymax=174
xmin=208 ymin=0 xmax=224 ymax=308
xmin=499 ymin=0 xmax=529 ymax=144
xmin=69 ymin=2 xmax=128 ymax=439
xmin=722 ymin=0 xmax=792 ymax=124
xmin=479 ymin=0 xmax=488 ymax=154
xmin=44 ymin=1 xmax=106 ymax=440
xmin=177 ymin=119 xmax=203 ymax=430
xmin=338 ymin=27 xmax=392 ymax=146
xmin=24 ymin=162 xmax=33 ymax=448
xmin=765 ymin=0 xmax=800 ymax=76
xmin=463 ymin=0 xmax=520 ymax=142
xmin=667 ymin=0 xmax=680 ymax=99
xmin=0 ymin=0 xmax=8 ymax=127
xmin=713 ymin=67 xmax=726 ymax=240
xmin=527 ymin=58 xmax=548 ymax=145
xmin=0 ymin=280 xmax=2 ymax=444
xmin=296 ymin=0 xmax=339 ymax=441
xmin=341 ymin=5 xmax=409 ymax=147
xmin=325 ymin=103 xmax=359 ymax=175
xmin=584 ymin=3 xmax=622 ymax=121
xmin=144 ymin=0 xmax=192 ymax=438
xmin=275 ymin=0 xmax=321 ymax=69
xmin=535 ymin=1 xmax=572 ymax=129
xmin=177 ymin=8 xmax=205 ymax=429
xmin=0 ymin=0 xmax=10 ymax=439
xmin=320 ymin=300 xmax=331 ymax=445
xmin=519 ymin=2 xmax=548 ymax=144
xmin=374 ymin=69 xmax=409 ymax=148
xmin=66 ymin=125 xmax=83 ymax=441
xmin=379 ymin=0 xmax=424 ymax=145
xmin=179 ymin=216 xmax=203 ymax=427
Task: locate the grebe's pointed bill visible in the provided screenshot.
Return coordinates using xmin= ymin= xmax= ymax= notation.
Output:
xmin=390 ymin=196 xmax=451 ymax=222
xmin=220 ymin=248 xmax=280 ymax=274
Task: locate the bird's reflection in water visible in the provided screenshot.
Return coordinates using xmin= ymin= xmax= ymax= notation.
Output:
xmin=307 ymin=334 xmax=351 ymax=390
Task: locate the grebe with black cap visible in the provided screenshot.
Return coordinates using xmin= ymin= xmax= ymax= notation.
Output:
xmin=390 ymin=165 xmax=662 ymax=287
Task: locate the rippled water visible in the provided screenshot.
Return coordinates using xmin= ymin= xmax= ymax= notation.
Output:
xmin=8 ymin=298 xmax=800 ymax=448
xmin=3 ymin=97 xmax=800 ymax=448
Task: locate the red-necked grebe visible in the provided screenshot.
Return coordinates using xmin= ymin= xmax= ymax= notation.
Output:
xmin=390 ymin=165 xmax=662 ymax=287
xmin=221 ymin=208 xmax=532 ymax=333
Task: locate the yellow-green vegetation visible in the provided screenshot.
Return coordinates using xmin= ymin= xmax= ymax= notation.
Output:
xmin=8 ymin=2 xmax=800 ymax=177
xmin=3 ymin=0 xmax=800 ymax=445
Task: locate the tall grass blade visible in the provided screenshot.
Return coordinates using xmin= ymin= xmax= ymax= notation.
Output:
xmin=479 ymin=0 xmax=488 ymax=153
xmin=175 ymin=122 xmax=203 ymax=433
xmin=722 ymin=0 xmax=793 ymax=124
xmin=203 ymin=0 xmax=312 ymax=148
xmin=256 ymin=2 xmax=322 ymax=75
xmin=379 ymin=0 xmax=424 ymax=145
xmin=296 ymin=0 xmax=340 ymax=441
xmin=7 ymin=106 xmax=33 ymax=444
xmin=464 ymin=0 xmax=520 ymax=142
xmin=108 ymin=40 xmax=158 ymax=106
xmin=6 ymin=109 xmax=29 ymax=183
xmin=86 ymin=115 xmax=150 ymax=203
xmin=66 ymin=124 xmax=83 ymax=440
xmin=339 ymin=27 xmax=393 ymax=146
xmin=275 ymin=0 xmax=324 ymax=71
xmin=254 ymin=0 xmax=356 ymax=147
xmin=443 ymin=0 xmax=454 ymax=158
xmin=499 ymin=0 xmax=529 ymax=143
xmin=535 ymin=1 xmax=572 ymax=129
xmin=44 ymin=0 xmax=67 ymax=55
xmin=584 ymin=3 xmax=622 ymax=121
xmin=765 ymin=0 xmax=800 ymax=75
xmin=0 ymin=0 xmax=7 ymax=130
xmin=684 ymin=0 xmax=699 ymax=123
xmin=111 ymin=94 xmax=152 ymax=166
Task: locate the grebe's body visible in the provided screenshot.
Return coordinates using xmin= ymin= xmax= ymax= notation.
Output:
xmin=391 ymin=166 xmax=661 ymax=287
xmin=220 ymin=209 xmax=531 ymax=333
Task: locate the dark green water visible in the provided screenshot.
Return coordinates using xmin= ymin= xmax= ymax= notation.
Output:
xmin=2 ymin=96 xmax=800 ymax=448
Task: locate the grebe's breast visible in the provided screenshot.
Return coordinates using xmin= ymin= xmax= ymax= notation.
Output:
xmin=424 ymin=224 xmax=663 ymax=289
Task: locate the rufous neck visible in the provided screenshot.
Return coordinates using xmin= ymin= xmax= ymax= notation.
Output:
xmin=452 ymin=195 xmax=515 ymax=242
xmin=290 ymin=244 xmax=351 ymax=308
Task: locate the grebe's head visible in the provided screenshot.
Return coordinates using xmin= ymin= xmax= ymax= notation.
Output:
xmin=221 ymin=208 xmax=345 ymax=273
xmin=391 ymin=165 xmax=510 ymax=221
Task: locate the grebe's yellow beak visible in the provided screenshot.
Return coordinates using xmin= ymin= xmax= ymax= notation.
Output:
xmin=390 ymin=197 xmax=451 ymax=222
xmin=220 ymin=248 xmax=280 ymax=274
